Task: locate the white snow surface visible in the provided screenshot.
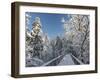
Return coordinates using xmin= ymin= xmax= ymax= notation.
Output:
xmin=58 ymin=54 xmax=75 ymax=65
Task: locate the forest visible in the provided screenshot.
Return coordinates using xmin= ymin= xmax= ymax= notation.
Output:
xmin=25 ymin=14 xmax=90 ymax=67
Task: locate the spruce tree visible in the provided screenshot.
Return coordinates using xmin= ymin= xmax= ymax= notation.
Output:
xmin=31 ymin=17 xmax=43 ymax=59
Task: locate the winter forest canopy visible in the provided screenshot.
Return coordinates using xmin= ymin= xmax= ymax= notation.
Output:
xmin=25 ymin=12 xmax=90 ymax=67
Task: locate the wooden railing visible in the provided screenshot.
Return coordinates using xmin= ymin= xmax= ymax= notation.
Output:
xmin=41 ymin=54 xmax=64 ymax=66
xmin=70 ymin=54 xmax=84 ymax=65
xmin=41 ymin=54 xmax=84 ymax=66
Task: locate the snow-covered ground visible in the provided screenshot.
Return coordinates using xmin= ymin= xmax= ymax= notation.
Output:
xmin=58 ymin=54 xmax=75 ymax=65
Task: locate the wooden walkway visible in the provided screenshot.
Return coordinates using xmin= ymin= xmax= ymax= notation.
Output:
xmin=41 ymin=53 xmax=84 ymax=66
xmin=58 ymin=54 xmax=75 ymax=65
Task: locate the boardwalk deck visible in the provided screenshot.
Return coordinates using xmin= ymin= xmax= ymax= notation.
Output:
xmin=58 ymin=54 xmax=75 ymax=65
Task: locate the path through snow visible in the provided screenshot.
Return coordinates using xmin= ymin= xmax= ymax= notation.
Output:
xmin=58 ymin=54 xmax=75 ymax=65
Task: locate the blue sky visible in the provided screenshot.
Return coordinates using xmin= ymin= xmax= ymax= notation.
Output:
xmin=26 ymin=12 xmax=70 ymax=38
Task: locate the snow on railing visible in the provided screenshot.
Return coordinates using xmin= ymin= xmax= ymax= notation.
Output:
xmin=71 ymin=54 xmax=84 ymax=65
xmin=41 ymin=46 xmax=84 ymax=66
xmin=41 ymin=54 xmax=64 ymax=66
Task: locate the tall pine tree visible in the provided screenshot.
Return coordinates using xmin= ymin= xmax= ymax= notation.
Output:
xmin=31 ymin=17 xmax=43 ymax=59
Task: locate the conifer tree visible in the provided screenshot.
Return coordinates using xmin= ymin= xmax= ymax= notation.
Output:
xmin=31 ymin=17 xmax=43 ymax=59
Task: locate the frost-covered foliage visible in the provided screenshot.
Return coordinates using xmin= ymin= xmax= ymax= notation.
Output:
xmin=62 ymin=14 xmax=90 ymax=64
xmin=26 ymin=14 xmax=90 ymax=67
xmin=26 ymin=16 xmax=44 ymax=67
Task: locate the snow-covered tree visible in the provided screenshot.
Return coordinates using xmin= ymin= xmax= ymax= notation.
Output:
xmin=31 ymin=17 xmax=44 ymax=59
xmin=25 ymin=14 xmax=33 ymax=60
xmin=62 ymin=14 xmax=90 ymax=64
xmin=55 ymin=36 xmax=63 ymax=56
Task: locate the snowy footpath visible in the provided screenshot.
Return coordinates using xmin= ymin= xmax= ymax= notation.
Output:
xmin=58 ymin=54 xmax=75 ymax=65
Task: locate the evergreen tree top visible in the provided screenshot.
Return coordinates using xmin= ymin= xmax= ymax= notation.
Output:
xmin=32 ymin=17 xmax=42 ymax=28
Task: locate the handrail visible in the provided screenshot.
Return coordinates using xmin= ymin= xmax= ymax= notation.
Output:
xmin=41 ymin=54 xmax=64 ymax=66
xmin=41 ymin=52 xmax=84 ymax=66
xmin=71 ymin=54 xmax=84 ymax=65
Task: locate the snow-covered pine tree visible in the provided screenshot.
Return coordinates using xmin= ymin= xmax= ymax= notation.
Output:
xmin=55 ymin=36 xmax=63 ymax=56
xmin=31 ymin=17 xmax=43 ymax=59
xmin=54 ymin=36 xmax=63 ymax=65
